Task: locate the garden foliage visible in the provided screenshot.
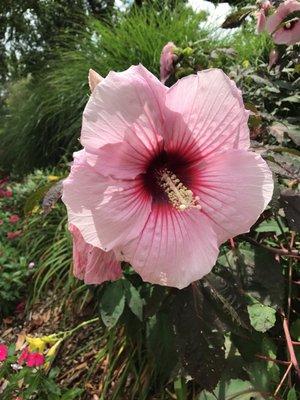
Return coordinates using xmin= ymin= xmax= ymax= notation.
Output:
xmin=0 ymin=1 xmax=299 ymax=399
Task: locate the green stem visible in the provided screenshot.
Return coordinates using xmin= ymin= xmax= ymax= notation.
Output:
xmin=63 ymin=317 xmax=100 ymax=339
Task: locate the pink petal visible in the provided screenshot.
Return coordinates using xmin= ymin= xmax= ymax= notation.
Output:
xmin=120 ymin=204 xmax=219 ymax=289
xmin=26 ymin=352 xmax=45 ymax=367
xmin=81 ymin=64 xmax=167 ymax=154
xmin=256 ymin=10 xmax=267 ymax=33
xmin=69 ymin=224 xmax=122 ymax=284
xmin=194 ymin=149 xmax=273 ymax=244
xmin=266 ymin=0 xmax=300 ymax=34
xmin=62 ymin=154 xmax=151 ymax=250
xmin=164 ymin=69 xmax=250 ymax=159
xmin=85 ymin=131 xmax=163 ymax=180
xmin=0 ymin=344 xmax=8 ymax=361
xmin=18 ymin=347 xmax=30 ymax=365
xmin=272 ymin=22 xmax=300 ymax=45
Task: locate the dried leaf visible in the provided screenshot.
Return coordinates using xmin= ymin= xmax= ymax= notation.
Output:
xmin=42 ymin=180 xmax=63 ymax=215
xmin=221 ymin=8 xmax=253 ymax=29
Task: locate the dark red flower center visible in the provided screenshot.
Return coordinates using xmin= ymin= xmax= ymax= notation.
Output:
xmin=143 ymin=149 xmax=201 ymax=211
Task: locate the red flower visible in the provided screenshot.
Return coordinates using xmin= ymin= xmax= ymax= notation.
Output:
xmin=18 ymin=347 xmax=30 ymax=365
xmin=15 ymin=300 xmax=26 ymax=314
xmin=9 ymin=214 xmax=20 ymax=224
xmin=26 ymin=352 xmax=45 ymax=367
xmin=5 ymin=190 xmax=13 ymax=197
xmin=7 ymin=230 xmax=22 ymax=240
xmin=0 ymin=177 xmax=9 ymax=185
xmin=0 ymin=343 xmax=8 ymax=361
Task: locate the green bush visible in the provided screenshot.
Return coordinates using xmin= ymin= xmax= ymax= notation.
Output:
xmin=0 ymin=3 xmax=222 ymax=175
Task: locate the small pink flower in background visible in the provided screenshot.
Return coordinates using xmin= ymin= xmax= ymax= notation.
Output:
xmin=28 ymin=261 xmax=35 ymax=269
xmin=26 ymin=352 xmax=45 ymax=367
xmin=62 ymin=65 xmax=273 ymax=289
xmin=266 ymin=0 xmax=300 ymax=45
xmin=69 ymin=224 xmax=122 ymax=284
xmin=15 ymin=300 xmax=26 ymax=314
xmin=7 ymin=230 xmax=22 ymax=240
xmin=0 ymin=177 xmax=9 ymax=186
xmin=0 ymin=344 xmax=8 ymax=361
xmin=18 ymin=347 xmax=30 ymax=365
xmin=256 ymin=0 xmax=272 ymax=33
xmin=160 ymin=42 xmax=177 ymax=84
xmin=0 ymin=219 xmax=3 ymax=225
xmin=5 ymin=190 xmax=13 ymax=197
xmin=9 ymin=214 xmax=20 ymax=224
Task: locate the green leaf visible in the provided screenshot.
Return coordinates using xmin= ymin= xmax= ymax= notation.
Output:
xmin=260 ymin=337 xmax=280 ymax=383
xmin=172 ymin=285 xmax=225 ymax=390
xmin=269 ymin=122 xmax=300 ymax=146
xmin=198 ymin=379 xmax=258 ymax=400
xmin=203 ymin=273 xmax=249 ymax=330
xmin=146 ymin=312 xmax=178 ymax=383
xmin=265 ymin=152 xmax=300 ymax=180
xmin=255 ymin=219 xmax=289 ymax=235
xmin=246 ymin=361 xmax=278 ymax=392
xmin=281 ymin=190 xmax=300 ymax=233
xmin=24 ymin=182 xmax=54 ymax=214
xmin=286 ymin=125 xmax=300 ymax=146
xmin=272 ymin=146 xmax=300 ymax=157
xmin=61 ymin=388 xmax=84 ymax=400
xmin=282 ymin=95 xmax=300 ymax=103
xmin=100 ymin=281 xmax=125 ymax=328
xmin=219 ymin=243 xmax=284 ymax=308
xmin=122 ymin=280 xmax=143 ymax=321
xmin=174 ymin=377 xmax=187 ymax=400
xmin=291 ymin=319 xmax=300 ymax=341
xmin=231 ymin=331 xmax=268 ymax=363
xmin=247 ymin=303 xmax=276 ymax=333
xmin=144 ymin=285 xmax=167 ymax=317
xmin=287 ymin=388 xmax=297 ymax=400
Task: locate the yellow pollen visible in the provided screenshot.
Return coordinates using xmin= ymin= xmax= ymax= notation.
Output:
xmin=285 ymin=21 xmax=292 ymax=29
xmin=158 ymin=169 xmax=201 ymax=212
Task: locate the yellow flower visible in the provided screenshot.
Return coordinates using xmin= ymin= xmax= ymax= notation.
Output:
xmin=47 ymin=339 xmax=62 ymax=358
xmin=47 ymin=175 xmax=60 ymax=182
xmin=44 ymin=340 xmax=63 ymax=372
xmin=26 ymin=336 xmax=46 ymax=352
xmin=40 ymin=335 xmax=59 ymax=345
xmin=242 ymin=60 xmax=250 ymax=68
xmin=26 ymin=334 xmax=60 ymax=352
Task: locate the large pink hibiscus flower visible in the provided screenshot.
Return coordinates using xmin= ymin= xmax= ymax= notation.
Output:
xmin=62 ymin=65 xmax=273 ymax=289
xmin=266 ymin=0 xmax=300 ymax=45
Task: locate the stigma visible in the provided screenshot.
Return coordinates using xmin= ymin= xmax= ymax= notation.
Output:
xmin=157 ymin=169 xmax=201 ymax=211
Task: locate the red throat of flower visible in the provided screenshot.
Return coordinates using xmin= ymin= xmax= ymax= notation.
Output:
xmin=143 ymin=150 xmax=201 ymax=211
